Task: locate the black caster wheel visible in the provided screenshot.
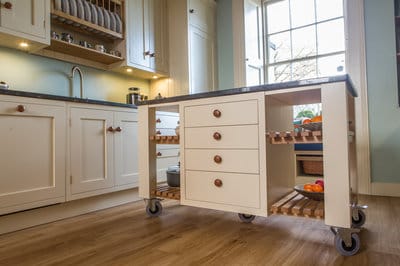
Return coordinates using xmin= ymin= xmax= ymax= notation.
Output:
xmin=238 ymin=213 xmax=256 ymax=223
xmin=334 ymin=233 xmax=360 ymax=256
xmin=352 ymin=209 xmax=366 ymax=228
xmin=146 ymin=200 xmax=162 ymax=217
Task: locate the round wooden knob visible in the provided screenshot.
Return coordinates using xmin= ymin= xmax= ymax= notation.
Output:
xmin=213 ymin=132 xmax=221 ymax=140
xmin=214 ymin=155 xmax=222 ymax=163
xmin=107 ymin=126 xmax=114 ymax=132
xmin=3 ymin=2 xmax=12 ymax=9
xmin=213 ymin=109 xmax=221 ymax=118
xmin=16 ymin=105 xmax=25 ymax=112
xmin=156 ymin=118 xmax=161 ymax=123
xmin=156 ymin=152 xmax=162 ymax=157
xmin=115 ymin=126 xmax=122 ymax=132
xmin=214 ymin=179 xmax=223 ymax=187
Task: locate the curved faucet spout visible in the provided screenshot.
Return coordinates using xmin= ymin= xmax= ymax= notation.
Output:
xmin=71 ymin=66 xmax=84 ymax=98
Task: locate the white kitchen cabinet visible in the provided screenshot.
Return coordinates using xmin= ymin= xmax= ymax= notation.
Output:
xmin=0 ymin=0 xmax=50 ymax=51
xmin=126 ymin=0 xmax=169 ymax=75
xmin=0 ymin=96 xmax=66 ymax=215
xmin=69 ymin=105 xmax=138 ymax=200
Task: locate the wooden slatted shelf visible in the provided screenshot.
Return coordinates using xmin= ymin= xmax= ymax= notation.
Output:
xmin=51 ymin=9 xmax=123 ymax=40
xmin=45 ymin=39 xmax=124 ymax=64
xmin=149 ymin=135 xmax=180 ymax=144
xmin=270 ymin=191 xmax=324 ymax=219
xmin=267 ymin=131 xmax=323 ymax=144
xmin=151 ymin=185 xmax=180 ymax=200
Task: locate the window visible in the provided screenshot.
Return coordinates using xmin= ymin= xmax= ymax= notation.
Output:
xmin=264 ymin=0 xmax=345 ymax=83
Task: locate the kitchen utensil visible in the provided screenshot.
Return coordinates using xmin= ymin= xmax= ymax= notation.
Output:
xmin=79 ymin=40 xmax=91 ymax=48
xmin=95 ymin=44 xmax=105 ymax=53
xmin=61 ymin=33 xmax=73 ymax=43
xmin=0 ymin=81 xmax=10 ymax=90
xmin=51 ymin=31 xmax=60 ymax=40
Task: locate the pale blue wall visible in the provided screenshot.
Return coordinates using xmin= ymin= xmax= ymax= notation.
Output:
xmin=217 ymin=0 xmax=235 ymax=90
xmin=0 ymin=46 xmax=149 ymax=103
xmin=365 ymin=0 xmax=400 ymax=182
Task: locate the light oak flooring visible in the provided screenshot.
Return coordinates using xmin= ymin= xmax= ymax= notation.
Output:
xmin=0 ymin=195 xmax=399 ymax=266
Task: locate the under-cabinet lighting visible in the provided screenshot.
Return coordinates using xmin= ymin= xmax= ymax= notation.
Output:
xmin=152 ymin=75 xmax=158 ymax=79
xmin=126 ymin=68 xmax=133 ymax=73
xmin=19 ymin=42 xmax=29 ymax=48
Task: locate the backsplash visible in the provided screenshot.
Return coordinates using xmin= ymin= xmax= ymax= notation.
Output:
xmin=0 ymin=46 xmax=149 ymax=103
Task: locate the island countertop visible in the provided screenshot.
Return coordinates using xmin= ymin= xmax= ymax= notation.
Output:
xmin=138 ymin=75 xmax=356 ymax=105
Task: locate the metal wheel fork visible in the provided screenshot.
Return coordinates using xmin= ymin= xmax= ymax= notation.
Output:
xmin=330 ymin=227 xmax=361 ymax=247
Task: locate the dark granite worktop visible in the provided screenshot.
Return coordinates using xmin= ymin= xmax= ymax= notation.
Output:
xmin=138 ymin=75 xmax=356 ymax=105
xmin=0 ymin=89 xmax=136 ymax=108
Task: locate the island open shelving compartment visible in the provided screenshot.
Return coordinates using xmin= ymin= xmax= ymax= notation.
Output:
xmin=138 ymin=76 xmax=366 ymax=256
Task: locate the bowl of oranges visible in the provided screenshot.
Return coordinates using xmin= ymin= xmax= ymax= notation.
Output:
xmin=294 ymin=179 xmax=324 ymax=201
xmin=299 ymin=115 xmax=323 ymax=131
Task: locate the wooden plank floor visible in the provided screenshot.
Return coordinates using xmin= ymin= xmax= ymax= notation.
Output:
xmin=0 ymin=195 xmax=399 ymax=265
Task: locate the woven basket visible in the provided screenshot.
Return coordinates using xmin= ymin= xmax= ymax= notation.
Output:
xmin=302 ymin=160 xmax=323 ymax=175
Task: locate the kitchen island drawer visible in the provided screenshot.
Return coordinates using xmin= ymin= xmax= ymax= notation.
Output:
xmin=185 ymin=125 xmax=259 ymax=149
xmin=185 ymin=149 xmax=259 ymax=174
xmin=185 ymin=170 xmax=260 ymax=208
xmin=184 ymin=100 xmax=258 ymax=127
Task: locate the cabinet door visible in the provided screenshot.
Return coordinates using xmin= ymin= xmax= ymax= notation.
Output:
xmin=189 ymin=25 xmax=216 ymax=93
xmin=114 ymin=111 xmax=139 ymax=187
xmin=70 ymin=108 xmax=114 ymax=194
xmin=151 ymin=0 xmax=169 ymax=74
xmin=0 ymin=100 xmax=65 ymax=215
xmin=0 ymin=0 xmax=48 ymax=40
xmin=127 ymin=0 xmax=150 ymax=69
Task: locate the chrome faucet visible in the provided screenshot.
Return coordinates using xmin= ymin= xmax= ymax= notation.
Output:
xmin=71 ymin=66 xmax=84 ymax=98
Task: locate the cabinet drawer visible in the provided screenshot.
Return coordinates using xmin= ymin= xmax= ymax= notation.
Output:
xmin=185 ymin=149 xmax=259 ymax=174
xmin=184 ymin=100 xmax=258 ymax=127
xmin=185 ymin=170 xmax=260 ymax=208
xmin=185 ymin=125 xmax=258 ymax=149
xmin=156 ymin=112 xmax=179 ymax=129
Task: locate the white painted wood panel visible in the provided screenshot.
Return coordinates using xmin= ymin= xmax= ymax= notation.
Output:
xmin=185 ymin=125 xmax=259 ymax=149
xmin=185 ymin=170 xmax=260 ymax=208
xmin=70 ymin=108 xmax=114 ymax=194
xmin=114 ymin=111 xmax=139 ymax=187
xmin=185 ymin=149 xmax=259 ymax=174
xmin=184 ymin=100 xmax=258 ymax=127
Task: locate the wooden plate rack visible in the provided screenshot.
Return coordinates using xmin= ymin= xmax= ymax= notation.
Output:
xmin=267 ymin=131 xmax=322 ymax=144
xmin=270 ymin=191 xmax=324 ymax=219
xmin=151 ymin=185 xmax=180 ymax=200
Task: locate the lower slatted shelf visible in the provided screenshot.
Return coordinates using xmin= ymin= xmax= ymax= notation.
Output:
xmin=270 ymin=191 xmax=324 ymax=219
xmin=152 ymin=185 xmax=180 ymax=200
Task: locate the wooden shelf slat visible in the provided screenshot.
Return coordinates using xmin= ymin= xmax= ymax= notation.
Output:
xmin=151 ymin=185 xmax=180 ymax=200
xmin=267 ymin=130 xmax=323 ymax=144
xmin=51 ymin=9 xmax=123 ymax=39
xmin=149 ymin=135 xmax=179 ymax=144
xmin=45 ymin=39 xmax=124 ymax=64
xmin=270 ymin=191 xmax=324 ymax=219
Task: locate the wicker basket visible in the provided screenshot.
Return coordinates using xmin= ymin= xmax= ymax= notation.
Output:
xmin=302 ymin=160 xmax=323 ymax=175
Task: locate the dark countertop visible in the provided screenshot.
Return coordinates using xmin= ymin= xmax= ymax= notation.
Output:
xmin=0 ymin=89 xmax=136 ymax=108
xmin=138 ymin=75 xmax=356 ymax=105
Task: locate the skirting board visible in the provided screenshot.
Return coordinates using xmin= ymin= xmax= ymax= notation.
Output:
xmin=371 ymin=182 xmax=400 ymax=197
xmin=0 ymin=188 xmax=141 ymax=235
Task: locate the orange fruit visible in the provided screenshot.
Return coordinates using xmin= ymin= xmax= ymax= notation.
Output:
xmin=311 ymin=115 xmax=322 ymax=123
xmin=304 ymin=184 xmax=313 ymax=190
xmin=302 ymin=119 xmax=312 ymax=124
xmin=312 ymin=184 xmax=324 ymax=192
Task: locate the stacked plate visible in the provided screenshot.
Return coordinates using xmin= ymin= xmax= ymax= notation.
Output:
xmin=53 ymin=0 xmax=122 ymax=34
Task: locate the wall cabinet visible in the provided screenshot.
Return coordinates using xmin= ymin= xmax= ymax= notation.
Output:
xmin=69 ymin=105 xmax=138 ymax=200
xmin=0 ymin=0 xmax=50 ymax=51
xmin=0 ymin=96 xmax=66 ymax=215
xmin=126 ymin=0 xmax=169 ymax=76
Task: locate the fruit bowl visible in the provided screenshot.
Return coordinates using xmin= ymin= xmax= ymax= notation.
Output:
xmin=299 ymin=122 xmax=322 ymax=131
xmin=294 ymin=184 xmax=324 ymax=201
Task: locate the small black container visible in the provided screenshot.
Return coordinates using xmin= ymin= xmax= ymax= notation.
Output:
xmin=126 ymin=87 xmax=140 ymax=105
xmin=166 ymin=165 xmax=180 ymax=187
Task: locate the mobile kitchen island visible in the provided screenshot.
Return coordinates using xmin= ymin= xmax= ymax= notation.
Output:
xmin=138 ymin=75 xmax=366 ymax=256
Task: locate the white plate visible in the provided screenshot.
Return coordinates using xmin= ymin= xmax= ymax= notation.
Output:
xmin=69 ymin=0 xmax=77 ymax=17
xmin=76 ymin=0 xmax=84 ymax=20
xmin=89 ymin=3 xmax=97 ymax=25
xmin=96 ymin=6 xmax=104 ymax=27
xmin=82 ymin=0 xmax=91 ymax=22
xmin=102 ymin=8 xmax=110 ymax=29
xmin=109 ymin=11 xmax=116 ymax=31
xmin=54 ymin=0 xmax=62 ymax=10
xmin=115 ymin=13 xmax=122 ymax=33
xmin=61 ymin=0 xmax=69 ymax=14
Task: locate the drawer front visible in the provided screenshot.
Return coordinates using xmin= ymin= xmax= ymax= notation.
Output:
xmin=185 ymin=170 xmax=260 ymax=208
xmin=185 ymin=125 xmax=259 ymax=149
xmin=185 ymin=149 xmax=259 ymax=174
xmin=184 ymin=100 xmax=258 ymax=127
xmin=156 ymin=112 xmax=179 ymax=129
